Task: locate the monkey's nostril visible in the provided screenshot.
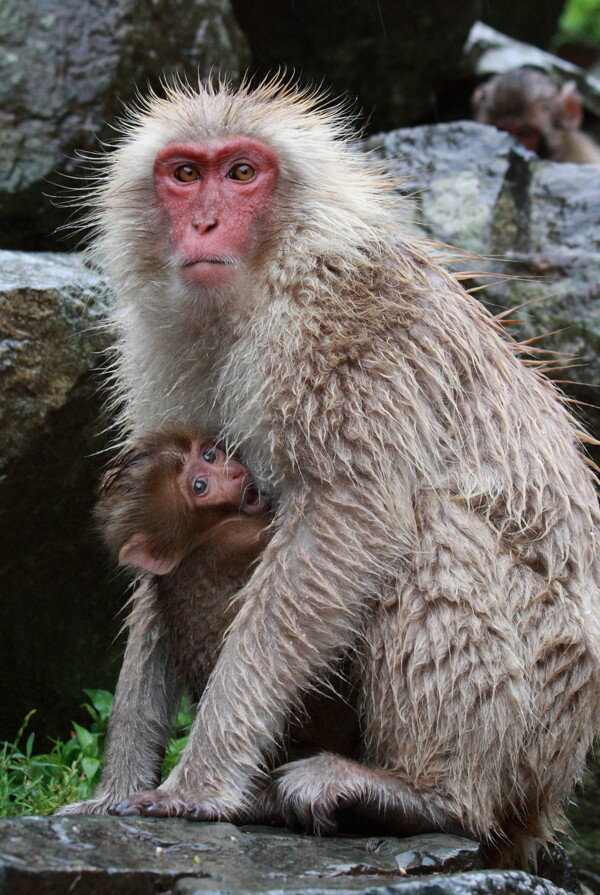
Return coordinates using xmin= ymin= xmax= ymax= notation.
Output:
xmin=192 ymin=218 xmax=218 ymax=234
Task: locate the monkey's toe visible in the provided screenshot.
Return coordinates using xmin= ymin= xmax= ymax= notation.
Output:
xmin=184 ymin=803 xmax=214 ymax=820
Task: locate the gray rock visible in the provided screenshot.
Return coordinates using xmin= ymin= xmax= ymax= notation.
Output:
xmin=0 ymin=250 xmax=124 ymax=741
xmin=0 ymin=0 xmax=249 ymax=250
xmin=0 ymin=816 xmax=571 ymax=895
xmin=0 ymin=249 xmax=108 ymax=472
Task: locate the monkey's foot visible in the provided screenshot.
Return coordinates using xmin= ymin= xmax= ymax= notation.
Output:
xmin=274 ymin=753 xmax=465 ymax=838
xmin=108 ymin=788 xmax=235 ymax=821
xmin=273 ymin=753 xmax=367 ymax=834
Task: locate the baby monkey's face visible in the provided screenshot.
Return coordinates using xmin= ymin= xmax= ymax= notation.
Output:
xmin=97 ymin=428 xmax=273 ymax=577
xmin=181 ymin=441 xmax=270 ymax=518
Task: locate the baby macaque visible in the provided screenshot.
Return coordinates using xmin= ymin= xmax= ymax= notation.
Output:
xmin=85 ymin=428 xmax=359 ymax=824
xmin=94 ymin=429 xmax=273 ymax=702
xmin=472 ymin=66 xmax=600 ymax=163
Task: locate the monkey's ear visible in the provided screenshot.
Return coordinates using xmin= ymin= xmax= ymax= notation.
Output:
xmin=559 ymin=81 xmax=584 ymax=131
xmin=118 ymin=533 xmax=183 ymax=575
xmin=471 ymin=84 xmax=485 ymax=112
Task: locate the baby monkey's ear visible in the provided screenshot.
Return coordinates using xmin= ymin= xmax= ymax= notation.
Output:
xmin=118 ymin=532 xmax=184 ymax=576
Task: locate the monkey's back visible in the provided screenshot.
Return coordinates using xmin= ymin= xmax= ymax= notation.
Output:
xmin=223 ymin=242 xmax=600 ymax=854
xmin=157 ymin=550 xmax=250 ymax=698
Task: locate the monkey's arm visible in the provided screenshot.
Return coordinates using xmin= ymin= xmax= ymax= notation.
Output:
xmin=57 ymin=578 xmax=178 ymax=815
xmin=110 ymin=485 xmax=384 ymax=819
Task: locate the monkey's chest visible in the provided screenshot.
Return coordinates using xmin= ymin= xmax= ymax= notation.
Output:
xmin=157 ymin=563 xmax=247 ymax=698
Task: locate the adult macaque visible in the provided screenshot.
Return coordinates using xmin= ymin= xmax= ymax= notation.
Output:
xmin=472 ymin=66 xmax=600 ymax=163
xmin=59 ymin=79 xmax=600 ymax=862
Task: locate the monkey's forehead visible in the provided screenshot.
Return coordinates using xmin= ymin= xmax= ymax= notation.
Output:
xmin=118 ymin=81 xmax=353 ymax=170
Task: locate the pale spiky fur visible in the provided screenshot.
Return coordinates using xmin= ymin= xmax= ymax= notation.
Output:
xmin=67 ymin=78 xmax=600 ymax=860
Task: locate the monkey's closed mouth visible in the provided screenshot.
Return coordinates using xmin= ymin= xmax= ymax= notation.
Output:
xmin=184 ymin=257 xmax=234 ymax=267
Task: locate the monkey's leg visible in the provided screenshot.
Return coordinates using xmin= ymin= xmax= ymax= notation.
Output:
xmin=109 ymin=489 xmax=383 ymax=820
xmin=57 ymin=578 xmax=178 ymax=815
xmin=359 ymin=492 xmax=536 ymax=849
xmin=268 ymin=752 xmax=469 ymax=836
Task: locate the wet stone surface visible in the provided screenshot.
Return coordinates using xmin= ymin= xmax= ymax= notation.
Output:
xmin=0 ymin=816 xmax=575 ymax=895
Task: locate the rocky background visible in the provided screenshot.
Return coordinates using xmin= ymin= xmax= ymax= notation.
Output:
xmin=2 ymin=1 xmax=600 ymax=890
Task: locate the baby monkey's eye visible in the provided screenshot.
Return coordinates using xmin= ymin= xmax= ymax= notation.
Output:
xmin=193 ymin=477 xmax=208 ymax=495
xmin=202 ymin=447 xmax=217 ymax=463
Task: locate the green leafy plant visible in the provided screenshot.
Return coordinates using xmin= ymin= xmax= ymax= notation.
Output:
xmin=559 ymin=0 xmax=600 ymax=46
xmin=162 ymin=697 xmax=195 ymax=777
xmin=0 ymin=691 xmax=194 ymax=817
xmin=0 ymin=689 xmax=111 ymax=817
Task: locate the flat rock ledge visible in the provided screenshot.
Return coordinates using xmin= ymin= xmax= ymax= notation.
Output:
xmin=0 ymin=817 xmax=577 ymax=895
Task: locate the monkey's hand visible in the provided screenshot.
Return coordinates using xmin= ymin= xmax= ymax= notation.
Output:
xmin=108 ymin=787 xmax=239 ymax=821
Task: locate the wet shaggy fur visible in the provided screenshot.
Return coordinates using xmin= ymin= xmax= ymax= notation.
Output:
xmin=60 ymin=78 xmax=600 ymax=860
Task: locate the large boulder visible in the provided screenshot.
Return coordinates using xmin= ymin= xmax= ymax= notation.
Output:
xmin=0 ymin=0 xmax=249 ymax=251
xmin=0 ymin=820 xmax=579 ymax=895
xmin=0 ymin=251 xmax=123 ymax=740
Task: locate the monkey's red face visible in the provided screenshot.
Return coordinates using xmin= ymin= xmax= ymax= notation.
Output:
xmin=498 ymin=120 xmax=543 ymax=153
xmin=154 ymin=138 xmax=279 ymax=288
xmin=182 ymin=442 xmax=270 ymax=517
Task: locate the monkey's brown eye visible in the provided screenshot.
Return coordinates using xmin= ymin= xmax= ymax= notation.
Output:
xmin=174 ymin=164 xmax=200 ymax=182
xmin=193 ymin=477 xmax=208 ymax=495
xmin=228 ymin=163 xmax=255 ymax=182
xmin=202 ymin=447 xmax=217 ymax=463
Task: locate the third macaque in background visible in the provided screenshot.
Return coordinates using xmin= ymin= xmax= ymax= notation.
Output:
xmin=472 ymin=66 xmax=600 ymax=163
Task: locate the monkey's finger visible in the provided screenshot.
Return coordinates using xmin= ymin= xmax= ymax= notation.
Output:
xmin=185 ymin=803 xmax=216 ymax=821
xmin=108 ymin=800 xmax=144 ymax=816
xmin=140 ymin=799 xmax=184 ymax=817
